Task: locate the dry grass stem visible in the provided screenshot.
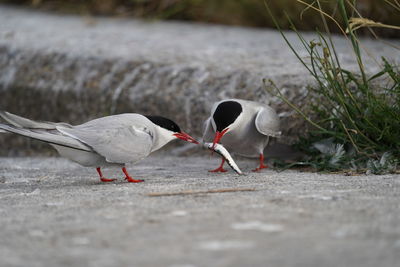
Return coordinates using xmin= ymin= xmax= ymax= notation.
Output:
xmin=147 ymin=188 xmax=257 ymax=197
xmin=347 ymin=17 xmax=400 ymax=32
xmin=384 ymin=0 xmax=400 ymax=12
xmin=296 ymin=0 xmax=347 ymax=35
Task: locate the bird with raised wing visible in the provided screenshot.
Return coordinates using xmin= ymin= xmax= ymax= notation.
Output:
xmin=203 ymin=99 xmax=281 ymax=172
xmin=0 ymin=111 xmax=198 ymax=183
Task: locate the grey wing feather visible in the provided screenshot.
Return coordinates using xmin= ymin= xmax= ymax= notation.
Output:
xmin=57 ymin=121 xmax=153 ymax=164
xmin=0 ymin=111 xmax=72 ymax=129
xmin=0 ymin=123 xmax=92 ymax=151
xmin=255 ymin=107 xmax=281 ymax=137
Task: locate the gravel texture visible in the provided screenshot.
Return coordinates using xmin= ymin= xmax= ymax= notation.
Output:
xmin=0 ymin=155 xmax=399 ymax=267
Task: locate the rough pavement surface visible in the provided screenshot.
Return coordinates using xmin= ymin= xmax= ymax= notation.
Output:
xmin=0 ymin=155 xmax=399 ymax=267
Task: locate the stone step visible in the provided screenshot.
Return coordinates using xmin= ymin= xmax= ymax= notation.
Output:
xmin=0 ymin=6 xmax=399 ymax=155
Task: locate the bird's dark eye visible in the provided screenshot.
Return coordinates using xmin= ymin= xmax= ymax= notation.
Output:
xmin=213 ymin=101 xmax=242 ymax=131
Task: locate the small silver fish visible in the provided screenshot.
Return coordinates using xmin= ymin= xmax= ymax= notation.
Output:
xmin=203 ymin=142 xmax=243 ymax=175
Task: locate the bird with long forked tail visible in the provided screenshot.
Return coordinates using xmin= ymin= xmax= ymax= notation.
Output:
xmin=0 ymin=111 xmax=198 ymax=183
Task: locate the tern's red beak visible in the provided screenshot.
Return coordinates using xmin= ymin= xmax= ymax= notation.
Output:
xmin=173 ymin=132 xmax=199 ymax=144
xmin=212 ymin=128 xmax=229 ymax=150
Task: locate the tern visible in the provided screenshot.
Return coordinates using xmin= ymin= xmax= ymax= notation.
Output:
xmin=0 ymin=111 xmax=198 ymax=183
xmin=203 ymin=99 xmax=281 ymax=172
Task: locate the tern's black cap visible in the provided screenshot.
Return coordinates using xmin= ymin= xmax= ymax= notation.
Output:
xmin=213 ymin=101 xmax=243 ymax=131
xmin=145 ymin=115 xmax=181 ymax=133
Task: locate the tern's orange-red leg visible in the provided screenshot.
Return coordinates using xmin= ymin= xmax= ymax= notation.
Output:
xmin=122 ymin=167 xmax=144 ymax=183
xmin=96 ymin=167 xmax=117 ymax=182
xmin=252 ymin=154 xmax=269 ymax=172
xmin=209 ymin=158 xmax=228 ymax=173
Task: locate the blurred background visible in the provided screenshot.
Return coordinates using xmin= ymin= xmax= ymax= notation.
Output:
xmin=1 ymin=0 xmax=400 ymax=37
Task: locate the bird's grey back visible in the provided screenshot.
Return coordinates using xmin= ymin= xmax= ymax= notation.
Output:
xmin=57 ymin=114 xmax=155 ymax=164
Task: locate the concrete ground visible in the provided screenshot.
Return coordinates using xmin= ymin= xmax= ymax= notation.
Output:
xmin=0 ymin=155 xmax=399 ymax=267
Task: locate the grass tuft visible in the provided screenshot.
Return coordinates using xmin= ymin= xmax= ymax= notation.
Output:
xmin=264 ymin=0 xmax=400 ymax=174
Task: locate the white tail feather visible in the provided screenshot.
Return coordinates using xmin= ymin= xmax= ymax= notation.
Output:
xmin=0 ymin=123 xmax=91 ymax=152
